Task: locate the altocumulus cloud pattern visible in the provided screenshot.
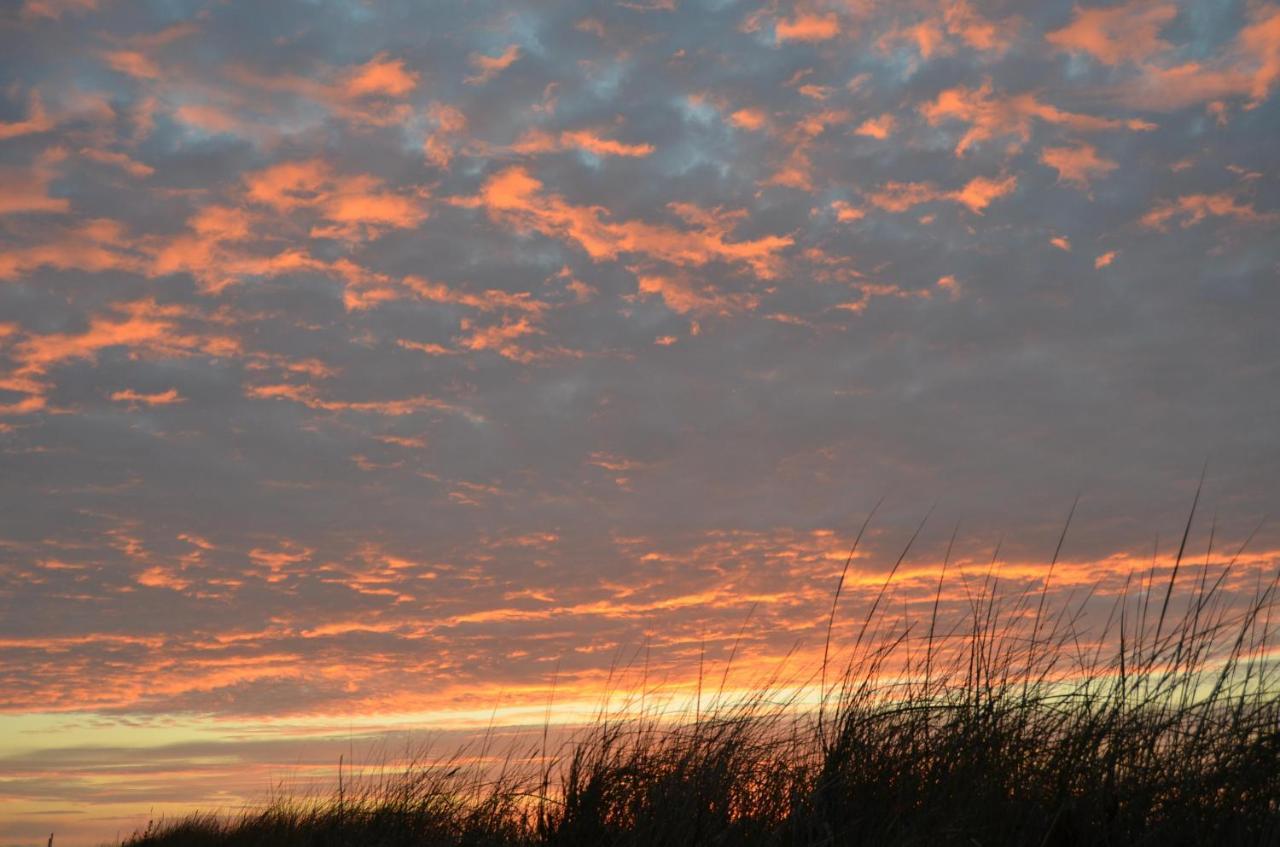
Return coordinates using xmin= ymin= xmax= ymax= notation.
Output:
xmin=1 ymin=0 xmax=1279 ymax=841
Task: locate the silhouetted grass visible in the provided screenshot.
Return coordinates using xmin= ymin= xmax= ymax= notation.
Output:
xmin=120 ymin=504 xmax=1280 ymax=846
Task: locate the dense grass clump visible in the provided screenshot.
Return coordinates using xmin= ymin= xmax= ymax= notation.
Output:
xmin=121 ymin=507 xmax=1280 ymax=847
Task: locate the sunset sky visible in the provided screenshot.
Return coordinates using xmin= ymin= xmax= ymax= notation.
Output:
xmin=2 ymin=0 xmax=1279 ymax=843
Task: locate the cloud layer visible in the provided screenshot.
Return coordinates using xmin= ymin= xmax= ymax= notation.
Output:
xmin=1 ymin=0 xmax=1278 ymax=842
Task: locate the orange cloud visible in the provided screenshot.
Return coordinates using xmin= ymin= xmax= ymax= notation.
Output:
xmin=921 ymin=81 xmax=1154 ymax=156
xmin=79 ymin=147 xmax=154 ymax=178
xmin=465 ymin=45 xmax=521 ymax=85
xmin=150 ymin=202 xmax=329 ymax=293
xmin=950 ymin=174 xmax=1017 ymax=212
xmin=243 ymin=158 xmax=428 ymax=241
xmin=0 ymin=148 xmax=70 ymax=215
xmin=636 ymin=272 xmax=759 ymax=316
xmin=1239 ymin=6 xmax=1280 ymax=104
xmin=729 ymin=108 xmax=770 ymax=131
xmin=172 ymin=103 xmax=246 ymax=136
xmin=1040 ymin=143 xmax=1117 ymax=190
xmin=1050 ymin=235 xmax=1071 ymax=251
xmin=866 ymin=174 xmax=1016 ymax=214
xmin=0 ymin=91 xmax=55 ymax=140
xmin=830 ymin=200 xmax=864 ymax=222
xmin=764 ymin=108 xmax=849 ymax=190
xmin=13 ymin=300 xmax=236 ymax=376
xmin=878 ymin=1 xmax=1015 ymax=60
xmin=943 ymin=0 xmax=1012 ymax=52
xmin=1045 ymin=0 xmax=1177 ymax=65
xmin=401 ymin=276 xmax=547 ymax=315
xmin=501 ymin=128 xmax=655 ymax=158
xmin=467 ymin=167 xmax=792 ymax=278
xmin=456 ymin=316 xmax=544 ymax=361
xmin=249 ymin=541 xmax=314 ymax=582
xmin=1 ymin=299 xmax=238 ymax=415
xmin=775 ymin=13 xmax=840 ymax=43
xmin=424 ymin=102 xmax=468 ymax=170
xmin=865 ymin=182 xmax=944 ymax=213
xmin=1102 ymin=5 xmax=1280 ymax=109
xmin=101 ymin=49 xmax=161 ymax=79
xmin=1139 ymin=192 xmax=1276 ymax=230
xmin=0 ymin=218 xmax=139 ymax=280
xmin=342 ymin=52 xmax=419 ymax=98
xmin=221 ymin=55 xmax=418 ymax=130
xmin=20 ymin=0 xmax=96 ymax=18
xmin=246 ymin=383 xmax=462 ymax=418
xmin=110 ymin=388 xmax=184 ymax=407
xmin=136 ymin=565 xmax=191 ymax=590
xmin=879 ymin=19 xmax=947 ymax=59
xmin=1094 ymin=250 xmax=1117 ymax=268
xmin=854 ymin=113 xmax=895 ymax=139
xmin=559 ymin=129 xmax=655 ymax=157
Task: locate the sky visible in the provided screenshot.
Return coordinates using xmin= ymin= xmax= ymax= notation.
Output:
xmin=1 ymin=0 xmax=1279 ymax=843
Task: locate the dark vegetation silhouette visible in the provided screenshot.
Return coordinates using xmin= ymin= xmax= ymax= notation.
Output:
xmin=119 ymin=497 xmax=1280 ymax=846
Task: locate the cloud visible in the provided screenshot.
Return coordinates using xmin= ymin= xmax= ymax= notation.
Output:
xmin=242 ymin=158 xmax=428 ymax=241
xmin=78 ymin=147 xmax=154 ymax=178
xmin=636 ymin=272 xmax=758 ymax=316
xmin=763 ymin=108 xmax=850 ymax=190
xmin=0 ymin=218 xmax=138 ymax=279
xmin=877 ymin=1 xmax=1016 ymax=61
xmin=1139 ymin=193 xmax=1276 ymax=230
xmin=854 ymin=113 xmax=895 ymax=139
xmin=830 ymin=200 xmax=864 ymax=222
xmin=1099 ymin=5 xmax=1280 ymax=110
xmin=215 ymin=54 xmax=421 ymax=132
xmin=865 ymin=174 xmax=1016 ymax=214
xmin=1 ymin=299 xmax=238 ymax=414
xmin=0 ymin=148 xmax=70 ymax=215
xmin=0 ymin=91 xmax=55 ymax=140
xmin=110 ymin=388 xmax=184 ymax=407
xmin=1040 ymin=143 xmax=1117 ymax=190
xmin=775 ymin=13 xmax=840 ymax=43
xmin=101 ymin=49 xmax=162 ymax=79
xmin=3 ymin=3 xmax=1280 ymax=837
xmin=20 ymin=0 xmax=96 ymax=20
xmin=729 ymin=108 xmax=770 ymax=131
xmin=466 ymin=167 xmax=793 ymax=278
xmin=498 ymin=128 xmax=655 ymax=158
xmin=423 ymin=102 xmax=469 ymax=170
xmin=465 ymin=45 xmax=522 ymax=85
xmin=342 ymin=53 xmax=419 ymax=98
xmin=921 ymin=81 xmax=1154 ymax=156
xmin=1045 ymin=0 xmax=1178 ymax=66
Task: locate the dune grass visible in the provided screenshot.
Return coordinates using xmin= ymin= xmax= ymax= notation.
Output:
xmin=120 ymin=504 xmax=1280 ymax=846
